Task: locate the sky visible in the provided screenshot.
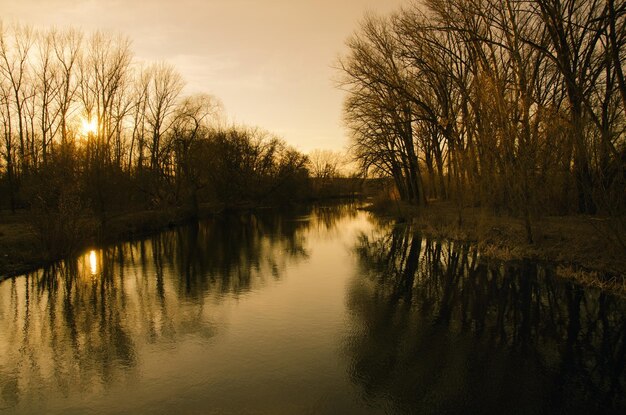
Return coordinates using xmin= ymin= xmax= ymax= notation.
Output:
xmin=1 ymin=0 xmax=408 ymax=153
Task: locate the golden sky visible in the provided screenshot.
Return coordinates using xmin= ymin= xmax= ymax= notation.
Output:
xmin=1 ymin=0 xmax=408 ymax=152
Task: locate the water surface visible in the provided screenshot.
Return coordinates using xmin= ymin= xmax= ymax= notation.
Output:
xmin=0 ymin=204 xmax=624 ymax=414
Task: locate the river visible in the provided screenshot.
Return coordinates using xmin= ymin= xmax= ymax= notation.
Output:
xmin=0 ymin=204 xmax=624 ymax=414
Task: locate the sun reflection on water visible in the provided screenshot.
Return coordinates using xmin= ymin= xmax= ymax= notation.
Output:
xmin=89 ymin=250 xmax=98 ymax=275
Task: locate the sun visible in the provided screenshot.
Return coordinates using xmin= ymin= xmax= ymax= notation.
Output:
xmin=81 ymin=118 xmax=97 ymax=135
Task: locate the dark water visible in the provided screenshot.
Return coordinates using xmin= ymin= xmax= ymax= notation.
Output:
xmin=0 ymin=204 xmax=625 ymax=414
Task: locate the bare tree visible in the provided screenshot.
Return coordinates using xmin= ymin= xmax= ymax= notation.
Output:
xmin=308 ymin=149 xmax=345 ymax=179
xmin=338 ymin=13 xmax=427 ymax=205
xmin=338 ymin=0 xmax=626 ymax=240
xmin=33 ymin=29 xmax=62 ymax=164
xmin=143 ymin=62 xmax=184 ymax=173
xmin=52 ymin=27 xmax=82 ymax=145
xmin=170 ymin=93 xmax=222 ymax=214
xmin=0 ymin=23 xmax=34 ymax=173
xmin=79 ymin=31 xmax=132 ymax=166
xmin=0 ymin=78 xmax=16 ymax=211
xmin=528 ymin=0 xmax=609 ymax=213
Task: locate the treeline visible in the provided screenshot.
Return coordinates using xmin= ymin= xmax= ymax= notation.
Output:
xmin=0 ymin=24 xmax=310 ymax=223
xmin=339 ymin=0 xmax=626 ymax=241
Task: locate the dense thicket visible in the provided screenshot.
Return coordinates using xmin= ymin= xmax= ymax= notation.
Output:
xmin=339 ymin=0 xmax=626 ymax=243
xmin=0 ymin=24 xmax=310 ymax=224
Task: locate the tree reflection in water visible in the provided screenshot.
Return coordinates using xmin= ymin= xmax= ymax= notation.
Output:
xmin=0 ymin=204 xmax=353 ymax=411
xmin=348 ymin=221 xmax=626 ymax=414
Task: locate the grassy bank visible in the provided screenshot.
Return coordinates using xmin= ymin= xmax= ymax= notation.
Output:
xmin=366 ymin=199 xmax=626 ymax=294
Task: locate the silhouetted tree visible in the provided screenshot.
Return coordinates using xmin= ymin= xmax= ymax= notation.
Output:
xmin=338 ymin=0 xmax=626 ymax=237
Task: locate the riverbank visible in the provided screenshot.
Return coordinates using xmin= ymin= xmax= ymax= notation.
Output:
xmin=3 ymin=200 xmax=625 ymax=294
xmin=0 ymin=200 xmax=355 ymax=279
xmin=367 ymin=200 xmax=626 ymax=294
xmin=0 ymin=204 xmax=226 ymax=279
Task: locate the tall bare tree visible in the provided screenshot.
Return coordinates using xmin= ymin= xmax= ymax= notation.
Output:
xmin=0 ymin=23 xmax=34 ymax=173
xmin=52 ymin=27 xmax=82 ymax=145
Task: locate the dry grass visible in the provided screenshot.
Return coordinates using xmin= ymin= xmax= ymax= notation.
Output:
xmin=556 ymin=265 xmax=626 ymax=296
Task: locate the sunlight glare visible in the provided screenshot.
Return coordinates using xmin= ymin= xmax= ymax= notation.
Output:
xmin=81 ymin=118 xmax=97 ymax=136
